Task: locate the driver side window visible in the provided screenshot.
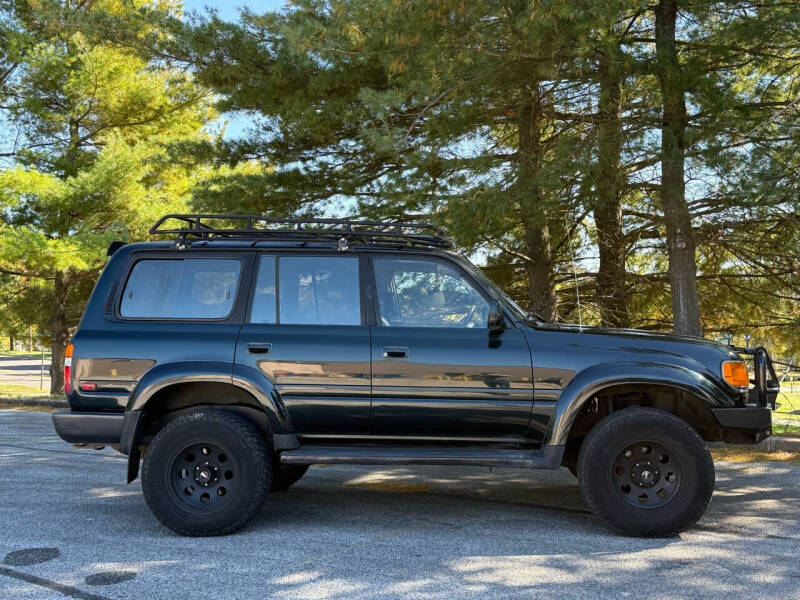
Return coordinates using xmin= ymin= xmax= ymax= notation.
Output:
xmin=373 ymin=257 xmax=489 ymax=328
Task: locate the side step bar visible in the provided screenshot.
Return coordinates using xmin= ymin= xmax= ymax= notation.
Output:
xmin=280 ymin=444 xmax=565 ymax=470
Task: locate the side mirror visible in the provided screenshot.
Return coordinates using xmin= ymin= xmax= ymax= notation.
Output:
xmin=487 ymin=300 xmax=505 ymax=333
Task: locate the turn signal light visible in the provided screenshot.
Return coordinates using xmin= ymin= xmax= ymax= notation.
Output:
xmin=64 ymin=343 xmax=74 ymax=395
xmin=722 ymin=361 xmax=749 ymax=388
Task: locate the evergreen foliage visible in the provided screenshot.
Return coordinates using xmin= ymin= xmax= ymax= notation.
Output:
xmin=173 ymin=0 xmax=799 ymax=353
xmin=0 ymin=0 xmax=216 ymax=392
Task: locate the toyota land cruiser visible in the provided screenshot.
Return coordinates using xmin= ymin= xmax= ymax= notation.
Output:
xmin=52 ymin=214 xmax=779 ymax=536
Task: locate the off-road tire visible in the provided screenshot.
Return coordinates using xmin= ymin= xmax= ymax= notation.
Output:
xmin=270 ymin=463 xmax=309 ymax=492
xmin=141 ymin=409 xmax=271 ymax=536
xmin=577 ymin=406 xmax=714 ymax=536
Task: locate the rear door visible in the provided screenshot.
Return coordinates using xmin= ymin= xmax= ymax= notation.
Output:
xmin=368 ymin=254 xmax=533 ymax=439
xmin=235 ymin=253 xmax=371 ymax=435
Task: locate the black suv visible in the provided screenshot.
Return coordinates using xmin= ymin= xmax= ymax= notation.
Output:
xmin=53 ymin=214 xmax=778 ymax=537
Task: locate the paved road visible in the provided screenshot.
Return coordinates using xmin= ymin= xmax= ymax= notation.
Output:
xmin=0 ymin=355 xmax=51 ymax=390
xmin=1 ymin=410 xmax=798 ymax=600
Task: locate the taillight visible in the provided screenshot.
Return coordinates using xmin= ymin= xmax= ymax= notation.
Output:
xmin=64 ymin=343 xmax=73 ymax=395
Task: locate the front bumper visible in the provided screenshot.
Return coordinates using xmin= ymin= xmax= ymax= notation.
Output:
xmin=52 ymin=410 xmax=124 ymax=444
xmin=711 ymin=406 xmax=772 ymax=443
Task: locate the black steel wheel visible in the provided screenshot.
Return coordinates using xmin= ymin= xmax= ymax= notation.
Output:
xmin=611 ymin=440 xmax=682 ymax=510
xmin=577 ymin=406 xmax=714 ymax=536
xmin=142 ymin=409 xmax=271 ymax=536
xmin=169 ymin=442 xmax=241 ymax=509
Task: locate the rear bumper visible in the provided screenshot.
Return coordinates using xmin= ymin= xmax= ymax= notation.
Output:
xmin=52 ymin=410 xmax=124 ymax=444
xmin=711 ymin=406 xmax=772 ymax=442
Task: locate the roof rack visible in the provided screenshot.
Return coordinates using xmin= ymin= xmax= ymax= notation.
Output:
xmin=149 ymin=214 xmax=453 ymax=249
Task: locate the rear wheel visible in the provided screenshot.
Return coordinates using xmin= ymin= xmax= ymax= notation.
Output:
xmin=270 ymin=463 xmax=309 ymax=492
xmin=141 ymin=409 xmax=271 ymax=536
xmin=577 ymin=406 xmax=714 ymax=536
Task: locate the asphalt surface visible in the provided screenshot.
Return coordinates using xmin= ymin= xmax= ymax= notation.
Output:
xmin=0 ymin=355 xmax=51 ymax=389
xmin=1 ymin=410 xmax=799 ymax=600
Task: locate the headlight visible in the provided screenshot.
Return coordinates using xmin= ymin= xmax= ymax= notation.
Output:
xmin=722 ymin=360 xmax=749 ymax=388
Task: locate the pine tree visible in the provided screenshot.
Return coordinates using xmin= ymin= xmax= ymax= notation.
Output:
xmin=0 ymin=0 xmax=214 ymax=392
xmin=174 ymin=0 xmax=799 ymax=343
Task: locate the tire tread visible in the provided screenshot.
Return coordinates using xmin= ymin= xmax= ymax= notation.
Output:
xmin=141 ymin=409 xmax=271 ymax=536
xmin=577 ymin=406 xmax=715 ymax=536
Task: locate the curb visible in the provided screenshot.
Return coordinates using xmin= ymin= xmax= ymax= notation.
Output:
xmin=0 ymin=396 xmax=67 ymax=409
xmin=753 ymin=436 xmax=800 ymax=453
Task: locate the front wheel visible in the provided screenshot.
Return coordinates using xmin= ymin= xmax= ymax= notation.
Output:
xmin=141 ymin=409 xmax=272 ymax=536
xmin=577 ymin=406 xmax=715 ymax=536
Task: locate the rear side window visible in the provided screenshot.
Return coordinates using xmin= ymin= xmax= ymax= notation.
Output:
xmin=280 ymin=256 xmax=360 ymax=325
xmin=120 ymin=258 xmax=241 ymax=319
xmin=250 ymin=255 xmax=361 ymax=325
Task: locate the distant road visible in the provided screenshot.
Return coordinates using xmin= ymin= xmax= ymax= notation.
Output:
xmin=0 ymin=354 xmax=51 ymax=390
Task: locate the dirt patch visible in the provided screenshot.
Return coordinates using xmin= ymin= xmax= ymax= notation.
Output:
xmin=711 ymin=448 xmax=800 ymax=465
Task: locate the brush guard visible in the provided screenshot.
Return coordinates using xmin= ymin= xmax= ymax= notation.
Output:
xmin=731 ymin=346 xmax=780 ymax=409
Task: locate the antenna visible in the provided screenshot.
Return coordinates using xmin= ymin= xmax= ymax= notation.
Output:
xmin=565 ymin=213 xmax=583 ymax=329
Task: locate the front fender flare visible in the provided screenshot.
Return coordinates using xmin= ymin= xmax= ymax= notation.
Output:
xmin=544 ymin=361 xmax=735 ymax=446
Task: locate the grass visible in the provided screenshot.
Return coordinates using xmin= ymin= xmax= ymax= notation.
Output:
xmin=0 ymin=383 xmax=51 ymax=398
xmin=0 ymin=350 xmax=51 ymax=358
xmin=775 ymin=391 xmax=799 ymax=415
xmin=773 ymin=424 xmax=800 ymax=437
xmin=773 ymin=390 xmax=800 ymax=437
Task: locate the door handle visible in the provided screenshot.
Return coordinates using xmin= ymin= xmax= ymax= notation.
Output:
xmin=383 ymin=346 xmax=408 ymax=359
xmin=247 ymin=343 xmax=272 ymax=354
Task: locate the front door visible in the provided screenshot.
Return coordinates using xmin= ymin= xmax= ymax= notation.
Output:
xmin=235 ymin=253 xmax=371 ymax=435
xmin=369 ymin=255 xmax=533 ymax=439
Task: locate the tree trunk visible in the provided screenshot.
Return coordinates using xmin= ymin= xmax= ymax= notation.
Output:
xmin=9 ymin=335 xmax=13 ymax=352
xmin=517 ymin=88 xmax=558 ymax=320
xmin=48 ymin=108 xmax=80 ymax=395
xmin=593 ymin=50 xmax=630 ymax=328
xmin=49 ymin=271 xmax=69 ymax=395
xmin=521 ymin=217 xmax=557 ymax=320
xmin=655 ymin=0 xmax=702 ymax=336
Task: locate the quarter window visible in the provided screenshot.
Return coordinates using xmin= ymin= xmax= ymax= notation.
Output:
xmin=120 ymin=258 xmax=241 ymax=319
xmin=373 ymin=257 xmax=489 ymax=328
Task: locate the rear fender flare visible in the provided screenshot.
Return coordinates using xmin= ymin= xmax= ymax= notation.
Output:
xmin=122 ymin=361 xmax=293 ymax=482
xmin=126 ymin=361 xmax=291 ymax=431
